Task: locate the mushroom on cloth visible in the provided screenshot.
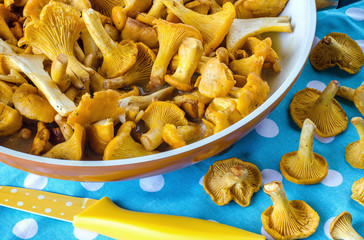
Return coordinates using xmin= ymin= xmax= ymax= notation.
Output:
xmin=330 ymin=211 xmax=363 ymax=240
xmin=351 ymin=177 xmax=364 ymax=207
xmin=345 ymin=117 xmax=364 ymax=169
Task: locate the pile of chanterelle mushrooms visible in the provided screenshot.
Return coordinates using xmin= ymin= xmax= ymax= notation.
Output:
xmin=0 ymin=0 xmax=292 ymax=160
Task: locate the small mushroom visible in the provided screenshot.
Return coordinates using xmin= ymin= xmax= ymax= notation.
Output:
xmin=141 ymin=101 xmax=188 ymax=151
xmin=87 ymin=118 xmax=115 ymax=155
xmin=226 ymin=16 xmax=292 ymax=53
xmin=135 ymin=0 xmax=165 ymax=26
xmin=83 ymin=8 xmax=138 ymax=79
xmin=0 ymin=102 xmax=22 ymax=138
xmin=54 ymin=114 xmax=73 ymax=141
xmin=195 ymin=57 xmax=235 ymax=98
xmin=290 ymin=80 xmax=348 ymax=137
xmin=162 ymin=123 xmax=203 ymax=149
xmin=261 ymin=181 xmax=320 ymax=240
xmin=165 ymin=38 xmax=203 ymax=92
xmin=185 ymin=0 xmax=212 ymax=15
xmin=0 ymin=4 xmax=17 ymax=45
xmin=228 ymin=73 xmax=269 ymax=118
xmin=351 ymin=177 xmax=364 ymax=207
xmin=337 ymin=85 xmax=364 ymax=116
xmin=330 ymin=211 xmax=363 ymax=240
xmin=310 ymin=32 xmax=364 ymax=74
xmin=122 ymin=0 xmax=152 ymax=18
xmin=162 ymin=0 xmax=235 ymax=55
xmin=147 ymin=19 xmax=202 ymax=90
xmin=88 ymin=0 xmax=125 ymax=17
xmin=173 ymin=90 xmax=212 ymax=119
xmin=0 ymin=80 xmax=14 ymax=106
xmin=280 ymin=118 xmax=329 ymax=184
xmin=29 ymin=122 xmax=52 ymax=155
xmin=202 ymin=158 xmax=261 ymax=207
xmin=103 ymin=42 xmax=156 ymax=89
xmin=67 ymin=90 xmax=125 ymax=127
xmin=345 ymin=117 xmax=364 ymax=169
xmin=103 ymin=121 xmax=158 ymax=160
xmin=235 ymin=0 xmax=289 ymax=19
xmin=12 ymin=83 xmax=57 ymax=123
xmin=42 ymin=123 xmax=86 ymax=160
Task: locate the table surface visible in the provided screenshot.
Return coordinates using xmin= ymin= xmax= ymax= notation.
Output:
xmin=0 ymin=1 xmax=364 ymax=240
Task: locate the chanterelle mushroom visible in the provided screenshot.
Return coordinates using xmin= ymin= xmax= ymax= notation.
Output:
xmin=280 ymin=118 xmax=329 ymax=185
xmin=345 ymin=117 xmax=364 ymax=169
xmin=310 ymin=32 xmax=364 ymax=74
xmin=337 ymin=85 xmax=364 ymax=116
xmin=351 ymin=177 xmax=364 ymax=207
xmin=0 ymin=102 xmax=22 ymax=137
xmin=261 ymin=181 xmax=320 ymax=240
xmin=203 ymin=158 xmax=261 ymax=207
xmin=12 ymin=83 xmax=57 ymax=123
xmin=0 ymin=4 xmax=17 ymax=45
xmin=141 ymin=101 xmax=188 ymax=151
xmin=330 ymin=211 xmax=363 ymax=240
xmin=103 ymin=121 xmax=158 ymax=160
xmin=234 ymin=0 xmax=289 ymax=19
xmin=23 ymin=1 xmax=89 ymax=89
xmin=290 ymin=80 xmax=348 ymax=137
xmin=29 ymin=122 xmax=52 ymax=155
xmin=87 ymin=118 xmax=115 ymax=155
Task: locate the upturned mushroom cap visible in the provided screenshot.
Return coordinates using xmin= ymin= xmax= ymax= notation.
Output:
xmin=330 ymin=211 xmax=364 ymax=240
xmin=87 ymin=118 xmax=115 ymax=155
xmin=12 ymin=83 xmax=57 ymax=123
xmin=196 ymin=57 xmax=235 ymax=98
xmin=148 ymin=19 xmax=202 ymax=90
xmin=345 ymin=117 xmax=364 ymax=169
xmin=29 ymin=122 xmax=52 ymax=155
xmin=162 ymin=0 xmax=235 ymax=55
xmin=141 ymin=101 xmax=188 ymax=151
xmin=42 ymin=123 xmax=86 ymax=160
xmin=0 ymin=102 xmax=22 ymax=138
xmin=226 ymin=16 xmax=291 ymax=53
xmin=290 ymin=80 xmax=348 ymax=137
xmin=228 ymin=73 xmax=269 ymax=118
xmin=310 ymin=32 xmax=364 ymax=74
xmin=280 ymin=118 xmax=329 ymax=185
xmin=83 ymin=8 xmax=138 ymax=79
xmin=67 ymin=90 xmax=125 ymax=127
xmin=203 ymin=158 xmax=261 ymax=207
xmin=235 ymin=0 xmax=289 ymax=19
xmin=103 ymin=42 xmax=156 ymax=90
xmin=103 ymin=121 xmax=158 ymax=160
xmin=165 ymin=38 xmax=203 ymax=92
xmin=23 ymin=1 xmax=89 ymax=89
xmin=261 ymin=181 xmax=320 ymax=240
xmin=351 ymin=177 xmax=364 ymax=207
xmin=204 ymin=97 xmax=242 ymax=133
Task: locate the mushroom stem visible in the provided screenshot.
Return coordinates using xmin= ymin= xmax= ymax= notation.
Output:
xmin=351 ymin=117 xmax=364 ymax=147
xmin=51 ymin=54 xmax=70 ymax=92
xmin=297 ymin=118 xmax=316 ymax=165
xmin=337 ymin=86 xmax=355 ymax=102
xmin=264 ymin=181 xmax=290 ymax=215
xmin=323 ymin=36 xmax=347 ymax=54
xmin=314 ymin=80 xmax=339 ymax=108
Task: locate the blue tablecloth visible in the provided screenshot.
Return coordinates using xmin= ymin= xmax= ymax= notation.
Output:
xmin=1 ymin=2 xmax=364 ymax=239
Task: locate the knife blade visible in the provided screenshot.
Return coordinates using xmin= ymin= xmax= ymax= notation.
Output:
xmin=0 ymin=186 xmax=265 ymax=240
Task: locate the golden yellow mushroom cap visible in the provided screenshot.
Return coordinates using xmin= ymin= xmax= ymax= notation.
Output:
xmin=351 ymin=177 xmax=364 ymax=207
xmin=0 ymin=102 xmax=22 ymax=138
xmin=203 ymin=158 xmax=261 ymax=207
xmin=12 ymin=83 xmax=57 ymax=123
xmin=310 ymin=32 xmax=364 ymax=74
xmin=29 ymin=121 xmax=52 ymax=155
xmin=238 ymin=0 xmax=289 ymax=18
xmin=261 ymin=181 xmax=320 ymax=240
xmin=330 ymin=211 xmax=364 ymax=240
xmin=290 ymin=80 xmax=348 ymax=138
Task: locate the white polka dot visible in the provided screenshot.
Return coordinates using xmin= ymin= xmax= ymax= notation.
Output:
xmin=324 ymin=217 xmax=335 ymax=239
xmin=321 ymin=170 xmax=343 ymax=187
xmin=74 ymin=228 xmax=98 ymax=240
xmin=207 ymin=219 xmax=218 ymax=222
xmin=66 ymin=202 xmax=72 ymax=206
xmin=24 ymin=174 xmax=48 ymax=190
xmin=140 ymin=175 xmax=165 ymax=192
xmin=315 ymin=133 xmax=335 ymax=143
xmin=45 ymin=208 xmax=51 ymax=213
xmin=255 ymin=118 xmax=279 ymax=138
xmin=199 ymin=175 xmax=204 ymax=185
xmin=32 ymin=206 xmax=36 ymax=208
xmin=5 ymin=199 xmax=8 ymax=202
xmin=12 ymin=219 xmax=38 ymax=239
xmin=11 ymin=189 xmax=17 ymax=193
xmin=356 ymin=40 xmax=364 ymax=54
xmin=261 ymin=169 xmax=283 ymax=186
xmin=261 ymin=226 xmax=274 ymax=240
xmin=38 ymin=195 xmax=44 ymax=200
xmin=312 ymin=36 xmax=320 ymax=48
xmin=307 ymin=81 xmax=326 ymax=92
xmin=17 ymin=201 xmax=24 ymax=206
xmin=81 ymin=182 xmax=104 ymax=192
xmin=345 ymin=7 xmax=364 ymax=21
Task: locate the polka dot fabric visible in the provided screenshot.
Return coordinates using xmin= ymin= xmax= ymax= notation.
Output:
xmin=0 ymin=2 xmax=364 ymax=240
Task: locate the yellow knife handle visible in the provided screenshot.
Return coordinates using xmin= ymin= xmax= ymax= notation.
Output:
xmin=73 ymin=197 xmax=265 ymax=240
